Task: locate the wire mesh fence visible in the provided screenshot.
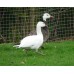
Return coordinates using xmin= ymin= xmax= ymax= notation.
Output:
xmin=0 ymin=7 xmax=74 ymax=43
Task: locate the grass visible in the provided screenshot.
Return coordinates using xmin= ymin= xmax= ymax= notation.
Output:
xmin=0 ymin=40 xmax=74 ymax=66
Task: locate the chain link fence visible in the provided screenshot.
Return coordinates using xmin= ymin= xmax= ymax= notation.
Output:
xmin=0 ymin=7 xmax=74 ymax=43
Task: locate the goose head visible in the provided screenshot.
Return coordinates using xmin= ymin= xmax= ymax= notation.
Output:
xmin=37 ymin=21 xmax=46 ymax=28
xmin=42 ymin=13 xmax=53 ymax=21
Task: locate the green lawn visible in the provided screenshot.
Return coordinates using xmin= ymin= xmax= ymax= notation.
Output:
xmin=0 ymin=40 xmax=74 ymax=66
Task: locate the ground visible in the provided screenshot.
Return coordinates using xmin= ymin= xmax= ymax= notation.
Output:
xmin=0 ymin=40 xmax=74 ymax=66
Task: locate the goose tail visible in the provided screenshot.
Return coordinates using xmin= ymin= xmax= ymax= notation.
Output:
xmin=13 ymin=45 xmax=20 ymax=48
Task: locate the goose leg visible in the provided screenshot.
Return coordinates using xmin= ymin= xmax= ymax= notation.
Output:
xmin=41 ymin=46 xmax=45 ymax=49
xmin=23 ymin=48 xmax=30 ymax=55
xmin=36 ymin=51 xmax=45 ymax=55
xmin=35 ymin=49 xmax=45 ymax=55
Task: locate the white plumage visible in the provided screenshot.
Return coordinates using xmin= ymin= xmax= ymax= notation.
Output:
xmin=14 ymin=21 xmax=46 ymax=52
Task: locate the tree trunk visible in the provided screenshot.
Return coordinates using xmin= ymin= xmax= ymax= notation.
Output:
xmin=29 ymin=7 xmax=35 ymax=32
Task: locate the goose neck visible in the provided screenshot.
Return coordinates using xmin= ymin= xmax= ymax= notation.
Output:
xmin=36 ymin=26 xmax=43 ymax=35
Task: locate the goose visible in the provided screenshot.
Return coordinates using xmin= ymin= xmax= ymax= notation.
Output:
xmin=14 ymin=21 xmax=46 ymax=52
xmin=29 ymin=13 xmax=53 ymax=42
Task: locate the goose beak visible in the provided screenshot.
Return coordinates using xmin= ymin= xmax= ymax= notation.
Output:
xmin=49 ymin=16 xmax=54 ymax=21
xmin=50 ymin=16 xmax=54 ymax=19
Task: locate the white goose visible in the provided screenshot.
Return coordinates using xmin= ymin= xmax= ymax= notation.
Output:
xmin=14 ymin=21 xmax=46 ymax=52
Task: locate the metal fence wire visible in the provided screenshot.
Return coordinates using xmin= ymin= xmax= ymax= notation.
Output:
xmin=0 ymin=7 xmax=74 ymax=43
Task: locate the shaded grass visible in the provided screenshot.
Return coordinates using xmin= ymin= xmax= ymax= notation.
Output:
xmin=0 ymin=40 xmax=74 ymax=66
